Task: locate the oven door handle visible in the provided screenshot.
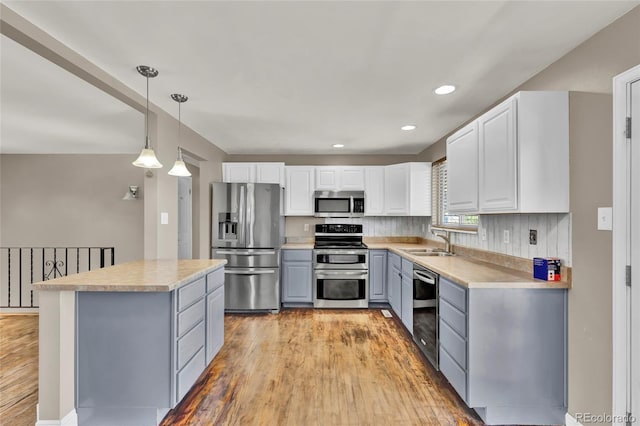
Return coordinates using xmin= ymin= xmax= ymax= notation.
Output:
xmin=315 ymin=271 xmax=368 ymax=277
xmin=225 ymin=269 xmax=277 ymax=275
xmin=413 ymin=270 xmax=436 ymax=285
xmin=314 ymin=250 xmax=367 ymax=255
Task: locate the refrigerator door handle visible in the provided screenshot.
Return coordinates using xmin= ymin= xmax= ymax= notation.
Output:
xmin=238 ymin=185 xmax=246 ymax=246
xmin=224 ymin=269 xmax=277 ymax=275
xmin=214 ymin=250 xmax=277 ymax=256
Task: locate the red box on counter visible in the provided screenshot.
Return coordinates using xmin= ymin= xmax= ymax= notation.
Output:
xmin=533 ymin=257 xmax=562 ymax=281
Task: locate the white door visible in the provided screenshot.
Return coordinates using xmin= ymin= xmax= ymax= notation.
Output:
xmin=446 ymin=121 xmax=479 ymax=213
xmin=478 ymin=97 xmax=518 ymax=212
xmin=631 ymin=78 xmax=639 ymax=424
xmin=178 ymin=177 xmax=192 ymax=259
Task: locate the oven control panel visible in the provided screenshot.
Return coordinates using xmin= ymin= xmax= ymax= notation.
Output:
xmin=315 ymin=224 xmax=363 ymax=234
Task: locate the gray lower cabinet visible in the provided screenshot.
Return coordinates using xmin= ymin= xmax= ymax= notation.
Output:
xmin=438 ymin=276 xmax=567 ymax=425
xmin=400 ymin=259 xmax=414 ymax=333
xmin=206 ymin=271 xmax=225 ymax=364
xmin=76 ymin=267 xmax=225 ymax=426
xmin=387 ymin=252 xmax=402 ymax=316
xmin=368 ymin=250 xmax=388 ymax=301
xmin=282 ymin=249 xmax=313 ymax=303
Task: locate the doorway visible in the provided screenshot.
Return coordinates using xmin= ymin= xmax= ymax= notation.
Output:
xmin=612 ymin=64 xmax=639 ymax=425
xmin=178 ymin=176 xmax=192 ymax=259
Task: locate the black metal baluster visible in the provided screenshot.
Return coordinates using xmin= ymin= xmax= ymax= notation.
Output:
xmin=100 ymin=248 xmax=105 ymax=268
xmin=30 ymin=248 xmax=34 ymax=307
xmin=76 ymin=248 xmax=80 ymax=274
xmin=19 ymin=248 xmax=22 ymax=308
xmin=53 ymin=248 xmax=57 ymax=279
xmin=42 ymin=248 xmax=45 ymax=282
xmin=7 ymin=248 xmax=11 ymax=307
xmin=88 ymin=248 xmax=91 ymax=271
xmin=65 ymin=248 xmax=68 ymax=277
xmin=112 ymin=248 xmax=115 ymax=265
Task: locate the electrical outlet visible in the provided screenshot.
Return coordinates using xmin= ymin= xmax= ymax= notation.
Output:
xmin=481 ymin=228 xmax=487 ymax=241
xmin=503 ymin=229 xmax=510 ymax=244
xmin=161 ymin=212 xmax=169 ymax=225
xmin=304 ymin=223 xmax=309 ymax=232
xmin=529 ymin=229 xmax=538 ymax=245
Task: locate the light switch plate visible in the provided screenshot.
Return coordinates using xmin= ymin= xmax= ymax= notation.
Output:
xmin=304 ymin=223 xmax=309 ymax=232
xmin=597 ymin=207 xmax=612 ymax=231
xmin=161 ymin=212 xmax=169 ymax=225
xmin=503 ymin=229 xmax=510 ymax=244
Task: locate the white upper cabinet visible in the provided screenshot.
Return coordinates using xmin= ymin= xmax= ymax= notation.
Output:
xmin=255 ymin=163 xmax=285 ymax=186
xmin=447 ymin=91 xmax=569 ymax=214
xmin=315 ymin=167 xmax=340 ymax=190
xmin=446 ymin=122 xmax=479 ymax=213
xmin=340 ymin=167 xmax=365 ymax=190
xmin=222 ymin=163 xmax=255 ymax=183
xmin=364 ymin=166 xmax=385 ymax=216
xmin=383 ymin=163 xmax=431 ymax=216
xmin=314 ymin=166 xmax=365 ymax=191
xmin=478 ymin=97 xmax=518 ymax=212
xmin=285 ymin=166 xmax=315 ymax=216
xmin=223 ymin=162 xmax=284 ymax=186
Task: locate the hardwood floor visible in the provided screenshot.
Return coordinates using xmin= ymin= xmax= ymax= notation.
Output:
xmin=0 ymin=310 xmax=482 ymax=426
xmin=162 ymin=309 xmax=482 ymax=426
xmin=0 ymin=314 xmax=38 ymax=426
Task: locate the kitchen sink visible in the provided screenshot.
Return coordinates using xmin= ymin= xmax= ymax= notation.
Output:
xmin=402 ymin=248 xmax=432 ymax=254
xmin=411 ymin=252 xmax=454 ymax=257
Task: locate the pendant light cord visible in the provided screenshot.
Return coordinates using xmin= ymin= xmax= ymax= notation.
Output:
xmin=145 ymin=75 xmax=150 ymax=148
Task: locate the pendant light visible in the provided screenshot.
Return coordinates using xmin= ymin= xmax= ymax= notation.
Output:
xmin=168 ymin=94 xmax=192 ymax=177
xmin=132 ymin=65 xmax=163 ymax=169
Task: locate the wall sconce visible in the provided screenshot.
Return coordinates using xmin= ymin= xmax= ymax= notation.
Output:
xmin=122 ymin=186 xmax=139 ymax=201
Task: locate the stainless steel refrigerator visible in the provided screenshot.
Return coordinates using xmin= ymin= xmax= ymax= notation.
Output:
xmin=211 ymin=182 xmax=284 ymax=312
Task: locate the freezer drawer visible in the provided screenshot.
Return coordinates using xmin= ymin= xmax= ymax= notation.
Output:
xmin=224 ymin=267 xmax=280 ymax=311
xmin=212 ymin=248 xmax=280 ymax=268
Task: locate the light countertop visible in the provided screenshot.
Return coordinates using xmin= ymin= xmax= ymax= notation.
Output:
xmin=283 ymin=241 xmax=569 ymax=289
xmin=282 ymin=242 xmax=315 ymax=249
xmin=32 ymin=259 xmax=227 ymax=292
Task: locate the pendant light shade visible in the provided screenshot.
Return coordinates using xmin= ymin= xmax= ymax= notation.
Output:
xmin=168 ymin=94 xmax=191 ymax=177
xmin=133 ymin=65 xmax=163 ymax=169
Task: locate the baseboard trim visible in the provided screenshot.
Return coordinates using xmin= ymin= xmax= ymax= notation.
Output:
xmin=565 ymin=412 xmax=583 ymax=426
xmin=36 ymin=408 xmax=78 ymax=426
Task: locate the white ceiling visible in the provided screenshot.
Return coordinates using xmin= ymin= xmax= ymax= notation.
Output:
xmin=3 ymin=1 xmax=638 ymax=155
xmin=0 ymin=35 xmax=143 ymax=154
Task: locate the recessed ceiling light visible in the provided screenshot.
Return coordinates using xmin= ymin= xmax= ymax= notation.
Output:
xmin=434 ymin=85 xmax=456 ymax=95
xmin=332 ymin=144 xmax=344 ymax=148
xmin=401 ymin=125 xmax=417 ymax=131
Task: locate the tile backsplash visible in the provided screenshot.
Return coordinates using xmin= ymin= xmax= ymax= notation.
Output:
xmin=326 ymin=217 xmax=429 ymax=236
xmin=425 ymin=213 xmax=572 ymax=266
xmin=286 ymin=213 xmax=571 ymax=266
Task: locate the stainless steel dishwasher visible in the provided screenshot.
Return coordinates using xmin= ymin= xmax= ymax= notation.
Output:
xmin=412 ymin=264 xmax=439 ymax=369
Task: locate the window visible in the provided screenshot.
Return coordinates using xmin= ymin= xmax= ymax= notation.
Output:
xmin=431 ymin=159 xmax=478 ymax=230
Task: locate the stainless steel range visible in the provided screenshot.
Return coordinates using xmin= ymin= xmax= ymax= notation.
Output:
xmin=313 ymin=224 xmax=368 ymax=309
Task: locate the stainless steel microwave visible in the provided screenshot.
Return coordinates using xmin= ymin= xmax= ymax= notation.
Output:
xmin=313 ymin=191 xmax=365 ymax=218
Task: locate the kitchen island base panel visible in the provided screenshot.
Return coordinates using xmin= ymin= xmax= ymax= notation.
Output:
xmin=473 ymin=405 xmax=567 ymax=425
xmin=77 ymin=406 xmax=169 ymax=426
xmin=77 ymin=292 xmax=174 ymax=412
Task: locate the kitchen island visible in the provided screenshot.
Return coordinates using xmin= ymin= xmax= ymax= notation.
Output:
xmin=33 ymin=259 xmax=226 ymax=426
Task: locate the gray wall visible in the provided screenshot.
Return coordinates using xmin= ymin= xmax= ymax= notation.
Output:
xmin=0 ymin=154 xmax=144 ymax=263
xmin=418 ymin=6 xmax=640 ymax=422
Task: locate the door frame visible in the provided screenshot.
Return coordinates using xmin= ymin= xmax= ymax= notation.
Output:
xmin=612 ymin=63 xmax=640 ymax=425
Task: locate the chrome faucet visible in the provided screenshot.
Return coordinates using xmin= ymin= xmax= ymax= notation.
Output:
xmin=433 ymin=230 xmax=451 ymax=254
